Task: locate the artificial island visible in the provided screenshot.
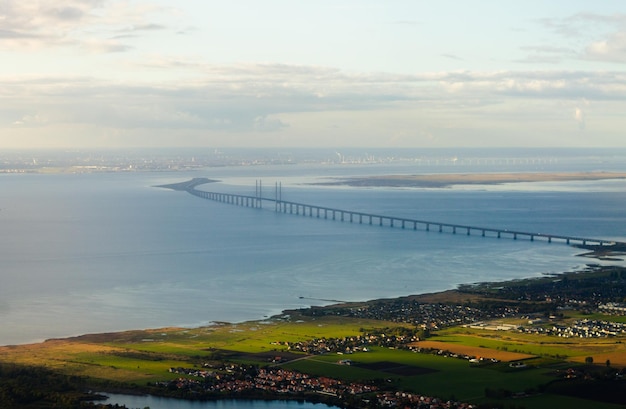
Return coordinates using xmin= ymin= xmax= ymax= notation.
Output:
xmin=314 ymin=171 xmax=626 ymax=188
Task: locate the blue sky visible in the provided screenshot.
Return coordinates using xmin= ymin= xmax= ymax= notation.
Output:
xmin=1 ymin=1 xmax=626 ymax=148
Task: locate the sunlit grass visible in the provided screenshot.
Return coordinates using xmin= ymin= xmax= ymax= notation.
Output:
xmin=1 ymin=313 xmax=624 ymax=408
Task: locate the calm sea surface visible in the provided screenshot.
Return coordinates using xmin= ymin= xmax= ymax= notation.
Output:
xmin=1 ymin=149 xmax=626 ymax=346
xmin=95 ymin=393 xmax=337 ymax=409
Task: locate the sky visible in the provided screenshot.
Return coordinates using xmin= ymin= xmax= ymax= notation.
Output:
xmin=1 ymin=1 xmax=626 ymax=149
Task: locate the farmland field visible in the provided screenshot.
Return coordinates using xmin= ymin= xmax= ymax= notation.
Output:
xmin=413 ymin=340 xmax=535 ymax=361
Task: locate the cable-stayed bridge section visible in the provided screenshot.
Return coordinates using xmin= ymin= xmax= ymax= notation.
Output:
xmin=175 ymin=179 xmax=622 ymax=248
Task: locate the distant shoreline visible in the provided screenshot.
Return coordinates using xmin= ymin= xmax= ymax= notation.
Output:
xmin=315 ymin=171 xmax=626 ymax=188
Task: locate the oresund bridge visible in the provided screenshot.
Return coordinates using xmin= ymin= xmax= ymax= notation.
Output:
xmin=167 ymin=178 xmax=621 ymax=248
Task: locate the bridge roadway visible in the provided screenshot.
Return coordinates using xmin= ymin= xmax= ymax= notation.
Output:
xmin=187 ymin=188 xmax=617 ymax=247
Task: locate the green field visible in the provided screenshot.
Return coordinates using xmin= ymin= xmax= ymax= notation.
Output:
xmin=1 ymin=312 xmax=625 ymax=408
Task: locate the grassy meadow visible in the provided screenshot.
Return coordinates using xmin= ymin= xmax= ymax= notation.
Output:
xmin=1 ymin=311 xmax=625 ymax=408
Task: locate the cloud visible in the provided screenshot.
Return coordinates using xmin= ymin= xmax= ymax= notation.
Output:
xmin=81 ymin=39 xmax=133 ymax=53
xmin=46 ymin=6 xmax=87 ymax=21
xmin=573 ymin=107 xmax=585 ymax=130
xmin=532 ymin=13 xmax=626 ymax=64
xmin=0 ymin=29 xmax=38 ymax=39
xmin=0 ymin=0 xmax=172 ymax=52
xmin=12 ymin=113 xmax=47 ymax=126
xmin=2 ymin=66 xmax=626 ymax=149
xmin=584 ymin=31 xmax=626 ymax=63
xmin=253 ymin=115 xmax=289 ymax=132
xmin=516 ymin=46 xmax=577 ymax=64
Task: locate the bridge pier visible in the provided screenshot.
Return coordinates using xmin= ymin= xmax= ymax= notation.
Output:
xmin=187 ymin=187 xmax=620 ymax=250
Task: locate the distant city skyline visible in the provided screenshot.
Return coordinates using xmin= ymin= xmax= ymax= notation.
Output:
xmin=2 ymin=1 xmax=626 ymax=149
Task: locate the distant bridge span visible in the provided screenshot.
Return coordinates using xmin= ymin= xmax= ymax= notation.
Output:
xmin=181 ymin=181 xmax=621 ymax=248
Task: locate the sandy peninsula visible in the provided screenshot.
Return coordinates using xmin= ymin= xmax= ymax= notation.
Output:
xmin=317 ymin=171 xmax=626 ymax=188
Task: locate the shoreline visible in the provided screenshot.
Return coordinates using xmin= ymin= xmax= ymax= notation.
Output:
xmin=2 ymin=240 xmax=623 ymax=348
xmin=22 ymin=249 xmax=624 ymax=347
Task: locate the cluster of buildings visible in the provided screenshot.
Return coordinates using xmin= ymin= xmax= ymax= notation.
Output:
xmin=377 ymin=392 xmax=476 ymax=409
xmin=310 ymin=300 xmax=519 ymax=330
xmin=161 ymin=364 xmax=478 ymax=409
xmin=162 ymin=365 xmax=378 ymax=397
xmin=520 ymin=319 xmax=626 ymax=338
xmin=282 ymin=332 xmax=416 ymax=355
xmin=599 ymin=302 xmax=626 ymax=314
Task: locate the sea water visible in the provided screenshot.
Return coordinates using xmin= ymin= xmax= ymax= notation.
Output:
xmin=1 ymin=149 xmax=626 ymax=346
xmin=94 ymin=393 xmax=337 ymax=409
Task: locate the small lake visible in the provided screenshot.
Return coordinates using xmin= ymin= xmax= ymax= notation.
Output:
xmin=96 ymin=392 xmax=338 ymax=409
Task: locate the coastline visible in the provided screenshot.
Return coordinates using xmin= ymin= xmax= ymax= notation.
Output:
xmin=2 ymin=244 xmax=622 ymax=349
xmin=2 ymin=262 xmax=625 ymax=408
xmin=15 ymin=245 xmax=625 ymax=347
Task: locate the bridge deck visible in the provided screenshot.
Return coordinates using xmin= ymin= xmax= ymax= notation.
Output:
xmin=187 ymin=188 xmax=620 ymax=248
